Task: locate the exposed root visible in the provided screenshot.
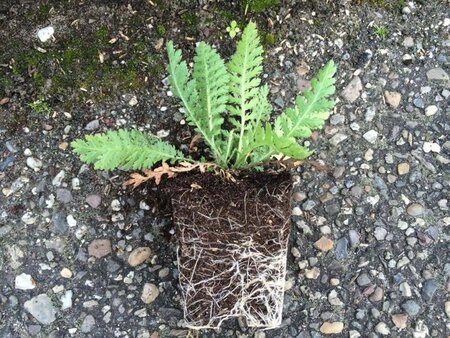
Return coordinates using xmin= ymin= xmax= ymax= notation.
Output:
xmin=166 ymin=172 xmax=292 ymax=330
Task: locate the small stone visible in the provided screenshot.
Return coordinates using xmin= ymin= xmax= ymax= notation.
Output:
xmin=81 ymin=315 xmax=96 ymax=333
xmin=128 ymin=247 xmax=152 ymax=267
xmin=374 ymin=227 xmax=387 ymax=241
xmin=401 ymin=300 xmax=421 ymax=316
xmin=319 ymin=322 xmax=344 ymax=335
xmin=67 ymin=215 xmax=77 ymax=227
xmin=314 ymin=236 xmax=334 ymax=252
xmin=342 ymin=76 xmax=363 ymax=102
xmin=37 ymin=26 xmax=54 ymax=42
xmin=128 ymin=96 xmax=138 ymax=106
xmin=86 ymin=194 xmax=101 ymax=208
xmin=51 ymin=212 xmax=68 ymax=234
xmin=302 ymin=200 xmax=316 ymax=211
xmin=422 ymin=279 xmax=439 ymax=302
xmin=291 ymin=247 xmax=301 ymax=258
xmin=330 ymin=278 xmax=340 ymax=286
xmin=15 ymin=273 xmax=36 ymax=290
xmin=444 ymin=301 xmax=450 ymax=319
xmin=397 ymin=256 xmax=410 ymax=268
xmin=384 ymin=91 xmax=401 ymax=108
xmin=158 ymin=268 xmax=170 ymax=278
xmin=56 ymin=189 xmax=72 ymax=203
xmin=60 ymin=290 xmax=73 ymax=310
xmin=403 ymin=36 xmax=414 ymax=47
xmin=52 ymin=170 xmax=65 ymax=187
xmin=392 ymin=314 xmax=407 ymax=329
xmin=292 ymin=207 xmax=302 ymax=216
xmin=85 ymin=119 xmax=100 ymax=131
xmin=141 ymin=283 xmax=159 ymax=304
xmin=423 ymin=141 xmax=440 ymax=153
xmin=369 ymin=287 xmax=384 ymax=302
xmin=88 ymin=239 xmax=112 ymax=258
xmin=413 ymin=97 xmax=425 ymax=109
xmin=397 ymin=163 xmax=410 ymax=175
xmin=335 ymin=237 xmax=349 ymax=260
xmin=305 ymin=267 xmax=320 ymax=279
xmin=402 ymin=54 xmax=414 ymax=65
xmin=424 ymin=105 xmax=438 ymax=116
xmin=60 ymin=268 xmax=73 ymax=279
xmin=399 ymin=282 xmax=411 ymax=297
xmin=375 ymin=322 xmax=390 ymax=336
xmin=365 ymin=106 xmax=376 ymax=121
xmin=357 ymin=273 xmax=371 ymax=286
xmin=363 ymin=130 xmax=378 ymax=143
xmin=26 ymin=157 xmax=42 ymax=171
xmin=407 ymin=203 xmax=424 ymax=217
xmin=426 ymin=67 xmax=449 ymax=81
xmin=24 ymin=294 xmax=57 ymax=325
xmin=293 ymin=192 xmax=307 ymax=202
xmin=330 ymin=133 xmax=348 ymax=146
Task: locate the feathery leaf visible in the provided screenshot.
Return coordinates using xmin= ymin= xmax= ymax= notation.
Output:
xmin=72 ymin=130 xmax=184 ymax=170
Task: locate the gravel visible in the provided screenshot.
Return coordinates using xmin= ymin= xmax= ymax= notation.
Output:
xmin=1 ymin=1 xmax=448 ymax=337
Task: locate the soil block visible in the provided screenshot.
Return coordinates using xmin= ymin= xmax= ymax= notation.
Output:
xmin=162 ymin=171 xmax=292 ymax=329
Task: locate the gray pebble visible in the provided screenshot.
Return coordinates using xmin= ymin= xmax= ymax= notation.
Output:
xmin=85 ymin=119 xmax=100 ymax=131
xmin=0 ymin=225 xmax=12 ymax=238
xmin=24 ymin=294 xmax=57 ymax=325
xmin=81 ymin=315 xmax=96 ymax=333
xmin=422 ymin=279 xmax=439 ymax=302
xmin=56 ymin=189 xmax=73 ymax=203
xmin=349 ymin=230 xmax=360 ymax=247
xmin=302 ymin=200 xmax=316 ymax=211
xmin=401 ymin=300 xmax=421 ymax=316
xmin=335 ymin=237 xmax=349 ymax=260
xmin=51 ymin=212 xmax=68 ymax=235
xmin=86 ymin=194 xmax=102 ymax=208
xmin=407 ymin=203 xmax=424 ymax=217
xmin=324 ymin=203 xmax=340 ymax=215
xmin=374 ymin=227 xmax=387 ymax=241
xmin=413 ymin=97 xmax=425 ymax=109
xmin=426 ymin=68 xmax=449 ymax=81
xmin=357 ymin=273 xmax=371 ymax=286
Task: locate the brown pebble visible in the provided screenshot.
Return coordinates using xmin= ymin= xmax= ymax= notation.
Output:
xmin=88 ymin=239 xmax=112 ymax=258
xmin=370 ymin=286 xmax=384 ymax=302
xmin=391 ymin=313 xmax=408 ymax=329
xmin=314 ymin=236 xmax=334 ymax=252
xmin=320 ymin=321 xmax=344 ymax=334
xmin=128 ymin=247 xmax=152 ymax=267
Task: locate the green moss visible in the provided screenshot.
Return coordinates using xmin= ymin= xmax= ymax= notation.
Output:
xmin=181 ymin=13 xmax=199 ymax=27
xmin=261 ymin=32 xmax=277 ymax=46
xmin=243 ymin=0 xmax=280 ymax=13
xmin=95 ymin=26 xmax=110 ymax=44
xmin=28 ymin=99 xmax=52 ymax=114
xmin=156 ymin=24 xmax=166 ymax=37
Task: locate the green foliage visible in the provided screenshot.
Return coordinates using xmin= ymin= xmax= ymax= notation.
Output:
xmin=226 ymin=21 xmax=240 ymax=39
xmin=243 ymin=0 xmax=280 ymax=13
xmin=72 ymin=23 xmax=336 ymax=172
xmin=28 ymin=99 xmax=52 ymax=114
xmin=72 ymin=130 xmax=184 ymax=170
xmin=373 ymin=25 xmax=388 ymax=39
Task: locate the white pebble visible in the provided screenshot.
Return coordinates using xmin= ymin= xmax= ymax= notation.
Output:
xmin=15 ymin=273 xmax=36 ymax=290
xmin=37 ymin=26 xmax=55 ymax=42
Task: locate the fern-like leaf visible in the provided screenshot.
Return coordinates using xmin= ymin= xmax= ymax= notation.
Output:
xmin=275 ymin=60 xmax=336 ymax=139
xmin=167 ymin=41 xmax=226 ymax=164
xmin=227 ymin=21 xmax=264 ymax=153
xmin=193 ymin=42 xmax=229 ymax=138
xmin=72 ymin=130 xmax=184 ymax=170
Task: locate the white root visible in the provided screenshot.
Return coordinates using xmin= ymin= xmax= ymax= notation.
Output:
xmin=176 ymin=218 xmax=290 ymax=330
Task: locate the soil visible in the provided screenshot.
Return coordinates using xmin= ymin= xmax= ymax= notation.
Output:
xmin=162 ymin=172 xmax=292 ymax=328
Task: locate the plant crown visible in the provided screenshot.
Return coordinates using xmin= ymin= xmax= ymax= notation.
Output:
xmin=72 ymin=22 xmax=336 ymax=172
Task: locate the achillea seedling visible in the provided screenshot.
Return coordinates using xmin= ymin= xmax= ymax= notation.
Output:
xmin=72 ymin=22 xmax=336 ymax=182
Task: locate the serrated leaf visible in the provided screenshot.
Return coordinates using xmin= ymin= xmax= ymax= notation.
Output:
xmin=72 ymin=130 xmax=184 ymax=170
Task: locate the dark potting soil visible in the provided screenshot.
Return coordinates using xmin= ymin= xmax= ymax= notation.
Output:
xmin=161 ymin=171 xmax=292 ymax=328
